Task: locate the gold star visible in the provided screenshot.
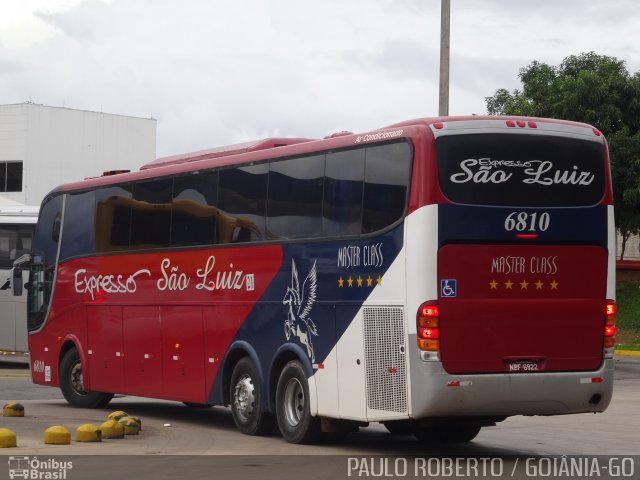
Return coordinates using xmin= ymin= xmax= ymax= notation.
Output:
xmin=535 ymin=280 xmax=544 ymax=290
xmin=376 ymin=275 xmax=382 ymax=285
xmin=338 ymin=277 xmax=344 ymax=288
xmin=520 ymin=280 xmax=528 ymax=290
xmin=366 ymin=275 xmax=373 ymax=287
xmin=347 ymin=276 xmax=353 ymax=287
xmin=550 ymin=280 xmax=559 ymax=290
xmin=489 ymin=280 xmax=498 ymax=290
xmin=357 ymin=276 xmax=363 ymax=287
xmin=505 ymin=280 xmax=514 ymax=290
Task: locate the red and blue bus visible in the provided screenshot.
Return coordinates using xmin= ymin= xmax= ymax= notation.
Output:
xmin=13 ymin=116 xmax=616 ymax=443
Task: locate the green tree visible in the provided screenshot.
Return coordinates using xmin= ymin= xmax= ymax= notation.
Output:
xmin=486 ymin=52 xmax=640 ymax=259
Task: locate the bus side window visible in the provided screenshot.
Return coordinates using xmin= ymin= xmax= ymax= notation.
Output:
xmin=131 ymin=179 xmax=173 ymax=249
xmin=232 ymin=227 xmax=251 ymax=243
xmin=324 ymin=149 xmax=365 ymax=236
xmin=94 ymin=186 xmax=133 ymax=253
xmin=60 ymin=190 xmax=95 ymax=260
xmin=267 ymin=154 xmax=324 ymax=239
xmin=218 ymin=164 xmax=267 ymax=243
xmin=0 ymin=231 xmax=10 ymax=267
xmin=362 ymin=142 xmax=412 ymax=233
xmin=172 ymin=171 xmax=219 ymax=246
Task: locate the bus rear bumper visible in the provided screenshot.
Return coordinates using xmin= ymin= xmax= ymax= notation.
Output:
xmin=409 ymin=358 xmax=614 ymax=419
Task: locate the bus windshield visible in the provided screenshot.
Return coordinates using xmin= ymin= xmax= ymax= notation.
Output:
xmin=436 ymin=134 xmax=605 ymax=207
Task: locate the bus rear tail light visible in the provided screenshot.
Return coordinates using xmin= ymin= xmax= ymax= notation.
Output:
xmin=604 ymin=299 xmax=616 ymax=356
xmin=417 ymin=301 xmax=440 ymax=356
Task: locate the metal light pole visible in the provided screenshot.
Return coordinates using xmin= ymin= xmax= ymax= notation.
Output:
xmin=439 ymin=0 xmax=450 ymax=116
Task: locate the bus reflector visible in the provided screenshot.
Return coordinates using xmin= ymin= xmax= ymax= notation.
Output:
xmin=434 ymin=123 xmax=444 ymax=129
xmin=516 ymin=233 xmax=538 ymax=240
xmin=528 ymin=121 xmax=537 ymax=128
xmin=447 ymin=380 xmax=472 ymax=387
xmin=517 ymin=120 xmax=526 ymax=128
xmin=417 ymin=301 xmax=439 ymax=352
xmin=506 ymin=120 xmax=516 ymax=127
xmin=580 ymin=377 xmax=604 ymax=384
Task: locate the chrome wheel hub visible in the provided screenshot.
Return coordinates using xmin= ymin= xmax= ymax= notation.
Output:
xmin=283 ymin=378 xmax=304 ymax=427
xmin=233 ymin=374 xmax=255 ymax=421
xmin=70 ymin=361 xmax=87 ymax=394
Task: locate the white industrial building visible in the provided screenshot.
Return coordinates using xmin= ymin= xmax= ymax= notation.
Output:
xmin=0 ymin=103 xmax=156 ymax=361
xmin=0 ymin=102 xmax=157 ymax=206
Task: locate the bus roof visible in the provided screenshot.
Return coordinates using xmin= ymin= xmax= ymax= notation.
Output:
xmin=141 ymin=137 xmax=315 ymax=170
xmin=383 ymin=115 xmax=599 ymax=131
xmin=57 ymin=115 xmax=603 ymax=193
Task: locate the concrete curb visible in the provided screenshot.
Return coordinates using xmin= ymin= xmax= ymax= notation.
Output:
xmin=0 ymin=373 xmax=30 ymax=378
xmin=615 ymin=349 xmax=640 ymax=357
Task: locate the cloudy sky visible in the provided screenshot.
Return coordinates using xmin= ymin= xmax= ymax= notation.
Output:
xmin=1 ymin=0 xmax=639 ymax=157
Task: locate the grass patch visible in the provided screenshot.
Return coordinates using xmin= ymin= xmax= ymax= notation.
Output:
xmin=616 ymin=281 xmax=640 ymax=347
xmin=615 ymin=344 xmax=640 ymax=352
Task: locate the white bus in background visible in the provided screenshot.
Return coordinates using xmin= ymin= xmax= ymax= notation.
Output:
xmin=0 ymin=205 xmax=38 ymax=363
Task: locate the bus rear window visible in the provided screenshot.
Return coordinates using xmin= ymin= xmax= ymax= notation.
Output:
xmin=436 ymin=134 xmax=605 ymax=207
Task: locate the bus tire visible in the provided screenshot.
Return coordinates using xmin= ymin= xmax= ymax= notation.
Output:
xmin=229 ymin=357 xmax=274 ymax=435
xmin=59 ymin=348 xmax=113 ymax=408
xmin=414 ymin=423 xmax=481 ymax=443
xmin=275 ymin=360 xmax=320 ymax=444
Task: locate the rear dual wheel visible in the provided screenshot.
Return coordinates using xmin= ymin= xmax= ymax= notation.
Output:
xmin=229 ymin=357 xmax=338 ymax=444
xmin=275 ymin=360 xmax=320 ymax=444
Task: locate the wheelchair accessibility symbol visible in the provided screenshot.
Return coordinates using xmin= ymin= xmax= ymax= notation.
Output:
xmin=440 ymin=279 xmax=457 ymax=298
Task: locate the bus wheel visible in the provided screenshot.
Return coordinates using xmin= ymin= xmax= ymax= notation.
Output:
xmin=229 ymin=357 xmax=274 ymax=435
xmin=275 ymin=360 xmax=320 ymax=444
xmin=59 ymin=348 xmax=113 ymax=408
xmin=414 ymin=423 xmax=481 ymax=443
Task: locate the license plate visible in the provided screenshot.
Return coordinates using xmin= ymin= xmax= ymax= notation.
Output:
xmin=507 ymin=361 xmax=540 ymax=373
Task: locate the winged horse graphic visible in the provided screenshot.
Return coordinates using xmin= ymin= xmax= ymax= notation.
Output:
xmin=283 ymin=259 xmax=319 ymax=362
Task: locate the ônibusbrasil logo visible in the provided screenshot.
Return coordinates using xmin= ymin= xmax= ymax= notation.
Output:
xmin=8 ymin=456 xmax=73 ymax=480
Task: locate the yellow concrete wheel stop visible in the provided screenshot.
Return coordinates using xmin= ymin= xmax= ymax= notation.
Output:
xmin=100 ymin=419 xmax=125 ymax=439
xmin=107 ymin=410 xmax=128 ymax=421
xmin=44 ymin=425 xmax=71 ymax=445
xmin=76 ymin=424 xmax=102 ymax=442
xmin=0 ymin=428 xmax=17 ymax=448
xmin=129 ymin=417 xmax=142 ymax=430
xmin=118 ymin=417 xmax=141 ymax=435
xmin=3 ymin=402 xmax=25 ymax=417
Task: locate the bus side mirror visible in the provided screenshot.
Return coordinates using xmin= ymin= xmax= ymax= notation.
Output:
xmin=11 ymin=267 xmax=23 ymax=297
